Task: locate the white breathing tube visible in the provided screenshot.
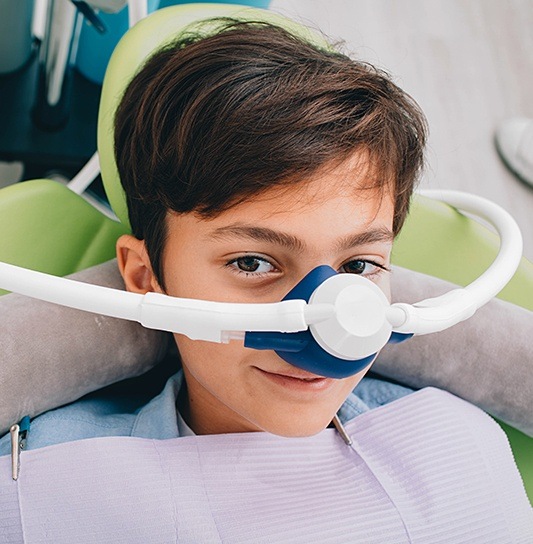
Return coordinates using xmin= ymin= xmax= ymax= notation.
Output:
xmin=391 ymin=189 xmax=524 ymax=334
xmin=0 ymin=190 xmax=523 ymax=357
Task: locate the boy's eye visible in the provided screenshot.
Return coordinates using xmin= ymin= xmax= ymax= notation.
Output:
xmin=340 ymin=259 xmax=386 ymax=276
xmin=228 ymin=256 xmax=276 ymax=275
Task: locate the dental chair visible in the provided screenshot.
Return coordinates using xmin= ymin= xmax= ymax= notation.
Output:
xmin=0 ymin=3 xmax=531 ymax=501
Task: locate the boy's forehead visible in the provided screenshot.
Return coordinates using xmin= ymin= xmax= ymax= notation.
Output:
xmin=167 ymin=154 xmax=395 ymax=247
xmin=178 ymin=148 xmax=387 ymax=213
xmin=215 ymin=151 xmax=394 ymax=223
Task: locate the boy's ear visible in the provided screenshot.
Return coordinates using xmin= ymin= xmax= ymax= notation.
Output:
xmin=116 ymin=235 xmax=161 ymax=294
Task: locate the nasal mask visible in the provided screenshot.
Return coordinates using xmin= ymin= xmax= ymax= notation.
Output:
xmin=0 ymin=190 xmax=523 ymax=378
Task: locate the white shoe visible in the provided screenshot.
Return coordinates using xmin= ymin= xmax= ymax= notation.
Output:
xmin=495 ymin=117 xmax=533 ymax=188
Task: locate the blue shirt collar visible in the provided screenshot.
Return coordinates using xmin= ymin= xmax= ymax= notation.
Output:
xmin=131 ymin=371 xmax=184 ymax=439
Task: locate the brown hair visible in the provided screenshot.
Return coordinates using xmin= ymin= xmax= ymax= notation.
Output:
xmin=115 ymin=19 xmax=427 ymax=289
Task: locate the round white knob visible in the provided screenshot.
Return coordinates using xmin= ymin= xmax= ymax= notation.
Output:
xmin=309 ymin=274 xmax=392 ymax=359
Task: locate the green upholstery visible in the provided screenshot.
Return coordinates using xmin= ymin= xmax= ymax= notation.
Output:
xmin=0 ymin=2 xmax=530 ymax=500
xmin=0 ymin=179 xmax=128 ymax=296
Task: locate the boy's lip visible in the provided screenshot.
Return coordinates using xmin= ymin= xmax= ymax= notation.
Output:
xmin=253 ymin=367 xmax=333 ymax=392
xmin=260 ymin=368 xmax=326 ymax=380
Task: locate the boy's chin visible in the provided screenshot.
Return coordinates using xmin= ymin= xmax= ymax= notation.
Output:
xmin=260 ymin=414 xmax=337 ymax=438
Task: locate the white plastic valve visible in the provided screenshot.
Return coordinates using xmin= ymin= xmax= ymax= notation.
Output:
xmin=308 ymin=274 xmax=392 ymax=359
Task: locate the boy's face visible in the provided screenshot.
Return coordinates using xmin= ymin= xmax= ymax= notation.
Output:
xmin=119 ymin=153 xmax=395 ymax=437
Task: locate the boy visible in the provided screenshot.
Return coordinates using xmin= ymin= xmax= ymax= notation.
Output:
xmin=113 ymin=18 xmax=426 ymax=437
xmin=1 ymin=17 xmax=531 ymax=542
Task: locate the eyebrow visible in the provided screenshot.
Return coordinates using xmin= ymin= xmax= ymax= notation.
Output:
xmin=335 ymin=227 xmax=394 ymax=252
xmin=210 ymin=225 xmax=306 ymax=253
xmin=209 ymin=224 xmax=394 ymax=253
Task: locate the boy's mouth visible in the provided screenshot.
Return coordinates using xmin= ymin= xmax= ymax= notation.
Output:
xmin=254 ymin=367 xmax=333 ymax=391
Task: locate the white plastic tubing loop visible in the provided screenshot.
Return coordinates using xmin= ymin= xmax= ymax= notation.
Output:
xmin=390 ymin=190 xmax=523 ymax=335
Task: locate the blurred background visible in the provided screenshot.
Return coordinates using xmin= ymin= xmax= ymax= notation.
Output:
xmin=268 ymin=0 xmax=533 ymax=260
xmin=1 ymin=0 xmax=532 ymax=259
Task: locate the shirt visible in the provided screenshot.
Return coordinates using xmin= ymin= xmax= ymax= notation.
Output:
xmin=0 ymin=370 xmax=413 ymax=456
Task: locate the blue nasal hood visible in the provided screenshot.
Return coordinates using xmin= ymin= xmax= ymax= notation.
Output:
xmin=245 ymin=266 xmax=412 ymax=379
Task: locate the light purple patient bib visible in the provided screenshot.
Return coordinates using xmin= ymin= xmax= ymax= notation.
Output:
xmin=1 ymin=388 xmax=531 ymax=543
